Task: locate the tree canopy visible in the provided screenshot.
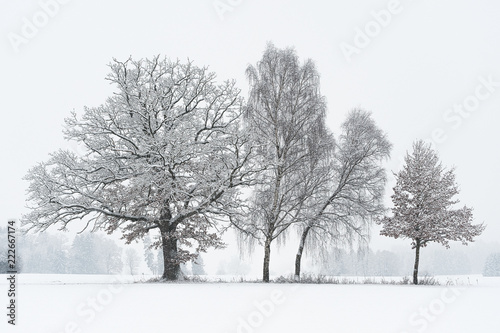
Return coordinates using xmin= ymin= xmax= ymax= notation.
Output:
xmin=23 ymin=56 xmax=254 ymax=280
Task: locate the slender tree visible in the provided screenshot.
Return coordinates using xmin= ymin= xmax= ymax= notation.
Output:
xmin=100 ymin=238 xmax=123 ymax=275
xmin=125 ymin=248 xmax=140 ymax=275
xmin=23 ymin=56 xmax=254 ymax=280
xmin=191 ymin=253 xmax=206 ymax=275
xmin=294 ymin=109 xmax=392 ymax=280
xmin=143 ymin=235 xmax=156 ymax=275
xmin=156 ymin=249 xmax=163 ymax=277
xmin=483 ymin=253 xmax=500 ymax=277
xmin=69 ymin=233 xmax=99 ymax=274
xmin=0 ymin=229 xmax=6 ymax=273
xmin=378 ymin=140 xmax=485 ymax=284
xmin=234 ymin=43 xmax=327 ymax=282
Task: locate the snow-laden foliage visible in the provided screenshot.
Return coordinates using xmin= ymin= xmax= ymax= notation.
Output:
xmin=23 ymin=56 xmax=254 ymax=280
xmin=378 ymin=140 xmax=484 ymax=247
xmin=378 ymin=140 xmax=485 ymax=284
xmin=233 ymin=43 xmax=327 ymax=282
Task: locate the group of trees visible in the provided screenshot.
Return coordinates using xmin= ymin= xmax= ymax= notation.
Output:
xmin=22 ymin=43 xmax=485 ymax=284
xmin=215 ymin=255 xmax=251 ymax=275
xmin=232 ymin=46 xmax=392 ymax=282
xmin=320 ymin=248 xmax=404 ymax=277
xmin=4 ymin=232 xmax=123 ymax=274
xmin=0 ymin=227 xmax=14 ymax=273
xmin=0 ymin=230 xmax=168 ymax=275
xmin=71 ymin=233 xmax=123 ymax=274
xmin=319 ymin=245 xmax=491 ymax=277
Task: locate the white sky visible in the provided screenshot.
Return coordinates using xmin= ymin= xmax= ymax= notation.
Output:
xmin=1 ymin=0 xmax=499 ymax=273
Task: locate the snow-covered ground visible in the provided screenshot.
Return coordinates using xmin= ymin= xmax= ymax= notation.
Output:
xmin=1 ymin=274 xmax=499 ymax=333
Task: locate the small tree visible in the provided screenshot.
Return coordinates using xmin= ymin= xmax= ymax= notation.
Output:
xmin=483 ymin=253 xmax=500 ymax=276
xmin=143 ymin=235 xmax=156 ymax=274
xmin=378 ymin=140 xmax=485 ymax=284
xmin=99 ymin=238 xmax=123 ymax=275
xmin=0 ymin=228 xmax=7 ymax=273
xmin=125 ymin=248 xmax=140 ymax=275
xmin=69 ymin=233 xmax=99 ymax=274
xmin=156 ymin=250 xmax=163 ymax=276
xmin=191 ymin=253 xmax=206 ymax=275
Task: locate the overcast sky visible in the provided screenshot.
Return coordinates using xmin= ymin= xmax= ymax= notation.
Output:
xmin=1 ymin=0 xmax=499 ymax=272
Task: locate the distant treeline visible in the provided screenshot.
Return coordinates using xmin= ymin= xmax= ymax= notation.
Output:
xmin=1 ymin=227 xmax=499 ymax=276
xmin=0 ymin=228 xmax=123 ymax=274
xmin=318 ymin=243 xmax=500 ymax=277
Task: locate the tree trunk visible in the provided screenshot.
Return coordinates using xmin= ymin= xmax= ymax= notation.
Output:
xmin=413 ymin=239 xmax=421 ymax=285
xmin=263 ymin=237 xmax=272 ymax=283
xmin=294 ymin=225 xmax=311 ymax=282
xmin=161 ymin=230 xmax=180 ymax=281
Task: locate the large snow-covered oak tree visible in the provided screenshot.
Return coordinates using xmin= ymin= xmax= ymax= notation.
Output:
xmin=23 ymin=56 xmax=254 ymax=280
xmin=377 ymin=140 xmax=485 ymax=284
xmin=233 ymin=43 xmax=327 ymax=282
xmin=294 ymin=109 xmax=392 ymax=280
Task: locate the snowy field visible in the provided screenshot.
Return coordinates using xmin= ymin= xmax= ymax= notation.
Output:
xmin=2 ymin=274 xmax=499 ymax=333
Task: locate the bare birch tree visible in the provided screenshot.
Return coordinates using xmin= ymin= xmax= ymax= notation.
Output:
xmin=294 ymin=109 xmax=392 ymax=280
xmin=23 ymin=56 xmax=254 ymax=280
xmin=234 ymin=43 xmax=327 ymax=282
